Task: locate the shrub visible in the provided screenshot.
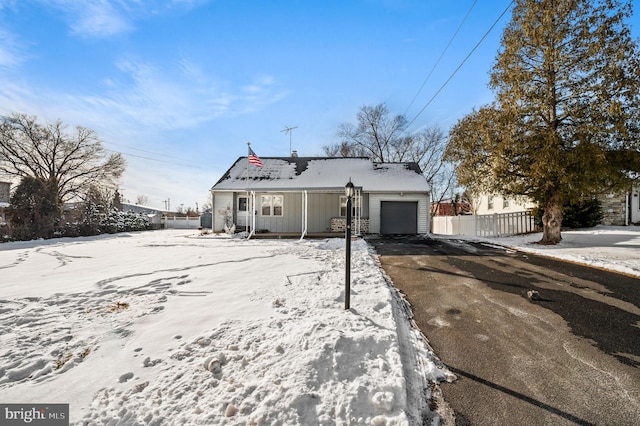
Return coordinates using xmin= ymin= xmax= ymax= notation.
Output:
xmin=562 ymin=197 xmax=603 ymax=228
xmin=532 ymin=197 xmax=603 ymax=229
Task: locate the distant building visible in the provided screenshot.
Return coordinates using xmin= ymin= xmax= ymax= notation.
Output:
xmin=0 ymin=181 xmax=10 ymax=227
xmin=121 ymin=203 xmax=165 ymax=226
xmin=431 ymin=198 xmax=473 ymax=216
xmin=474 ymin=188 xmax=640 ymax=226
xmin=474 ymin=194 xmax=536 ymax=216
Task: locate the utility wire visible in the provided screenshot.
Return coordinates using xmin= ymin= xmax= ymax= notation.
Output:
xmin=105 ymin=148 xmax=205 ymax=169
xmin=105 ymin=140 xmax=183 ymax=161
xmin=406 ymin=1 xmax=514 ymax=130
xmin=103 ymin=139 xmax=204 ymax=168
xmin=403 ymin=0 xmax=478 ymax=116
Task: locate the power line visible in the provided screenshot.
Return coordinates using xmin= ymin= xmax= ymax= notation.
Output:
xmin=102 ymin=139 xmax=204 ymax=169
xmin=406 ymin=1 xmax=514 ymax=130
xmin=104 ymin=140 xmax=183 ymax=161
xmin=403 ymin=0 xmax=478 ymax=116
xmin=104 ymin=148 xmax=205 ymax=169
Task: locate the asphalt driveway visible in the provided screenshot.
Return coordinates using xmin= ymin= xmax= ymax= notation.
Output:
xmin=368 ymin=236 xmax=640 ymax=426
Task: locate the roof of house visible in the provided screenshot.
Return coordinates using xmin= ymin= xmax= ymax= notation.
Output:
xmin=212 ymin=157 xmax=430 ymax=192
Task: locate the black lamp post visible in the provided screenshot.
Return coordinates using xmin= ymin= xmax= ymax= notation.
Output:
xmin=344 ymin=180 xmax=355 ymax=310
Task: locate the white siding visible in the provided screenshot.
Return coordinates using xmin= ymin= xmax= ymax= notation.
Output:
xmin=475 ymin=193 xmax=535 ymax=215
xmin=369 ymin=193 xmax=430 ymax=234
xmin=213 ymin=193 xmax=233 ymax=232
xmin=632 ymin=187 xmax=640 ymax=224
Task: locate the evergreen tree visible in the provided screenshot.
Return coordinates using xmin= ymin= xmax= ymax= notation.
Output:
xmin=9 ymin=176 xmax=60 ymax=239
xmin=446 ymin=0 xmax=640 ymax=244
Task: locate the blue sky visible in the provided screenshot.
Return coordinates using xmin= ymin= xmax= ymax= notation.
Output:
xmin=1 ymin=1 xmax=638 ymax=211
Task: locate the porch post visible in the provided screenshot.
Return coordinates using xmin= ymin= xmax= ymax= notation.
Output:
xmin=248 ymin=191 xmax=256 ymax=239
xmin=300 ymin=190 xmax=308 ymax=240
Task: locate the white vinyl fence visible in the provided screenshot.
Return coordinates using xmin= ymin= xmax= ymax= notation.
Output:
xmin=431 ymin=211 xmax=538 ymax=237
xmin=162 ymin=216 xmax=202 ymax=229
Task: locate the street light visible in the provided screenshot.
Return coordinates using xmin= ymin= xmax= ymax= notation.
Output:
xmin=345 ymin=180 xmax=355 ymax=310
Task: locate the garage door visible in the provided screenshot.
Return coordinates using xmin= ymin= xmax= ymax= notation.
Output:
xmin=380 ymin=201 xmax=418 ymax=234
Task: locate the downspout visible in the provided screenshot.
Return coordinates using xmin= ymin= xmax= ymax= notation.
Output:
xmin=245 ymin=190 xmax=249 ymax=234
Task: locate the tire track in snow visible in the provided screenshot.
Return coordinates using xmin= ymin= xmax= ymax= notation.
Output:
xmin=95 ymin=254 xmax=279 ymax=288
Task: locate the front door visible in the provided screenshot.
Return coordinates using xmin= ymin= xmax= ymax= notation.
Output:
xmin=237 ymin=195 xmax=249 ymax=228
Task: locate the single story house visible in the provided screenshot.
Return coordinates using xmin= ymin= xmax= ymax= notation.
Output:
xmin=210 ymin=156 xmax=431 ymax=237
xmin=121 ymin=203 xmax=165 ymax=227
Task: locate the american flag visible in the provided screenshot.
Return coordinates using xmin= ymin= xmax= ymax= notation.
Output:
xmin=248 ymin=146 xmax=263 ymax=167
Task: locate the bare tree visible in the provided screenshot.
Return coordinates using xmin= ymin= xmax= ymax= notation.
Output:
xmin=324 ymin=103 xmax=453 ymax=209
xmin=326 ymin=104 xmax=410 ymax=162
xmin=135 ymin=195 xmax=149 ymax=206
xmin=0 ymin=113 xmax=126 ymax=203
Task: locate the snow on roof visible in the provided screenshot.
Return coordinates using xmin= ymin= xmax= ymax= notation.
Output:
xmin=212 ymin=157 xmax=431 ymax=192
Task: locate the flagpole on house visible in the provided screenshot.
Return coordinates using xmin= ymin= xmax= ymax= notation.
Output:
xmin=245 ymin=142 xmax=263 ymax=239
xmin=246 ymin=142 xmax=250 ymax=235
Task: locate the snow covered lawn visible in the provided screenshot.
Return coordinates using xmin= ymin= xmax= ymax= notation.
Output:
xmin=478 ymin=226 xmax=640 ymax=278
xmin=0 ymin=230 xmax=450 ymax=425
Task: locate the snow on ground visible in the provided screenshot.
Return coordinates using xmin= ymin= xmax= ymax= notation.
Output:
xmin=2 ymin=226 xmax=636 ymax=425
xmin=0 ymin=230 xmax=452 ymax=425
xmin=455 ymin=225 xmax=640 ymax=278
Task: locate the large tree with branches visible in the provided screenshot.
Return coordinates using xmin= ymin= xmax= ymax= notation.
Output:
xmin=0 ymin=113 xmax=126 ymax=203
xmin=324 ymin=103 xmax=456 ymax=208
xmin=446 ymin=0 xmax=640 ymax=244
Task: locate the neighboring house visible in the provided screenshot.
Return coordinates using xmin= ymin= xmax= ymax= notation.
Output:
xmin=122 ymin=203 xmax=165 ymax=227
xmin=0 ymin=181 xmax=10 ymax=227
xmin=475 ymin=194 xmax=536 ymax=215
xmin=122 ymin=203 xmax=166 ymax=216
xmin=632 ymin=188 xmax=640 ymax=224
xmin=432 ymin=198 xmax=473 ymax=216
xmin=475 ymin=187 xmax=640 ymax=225
xmin=210 ymin=156 xmax=431 ymax=237
xmin=599 ymin=187 xmax=640 ymax=225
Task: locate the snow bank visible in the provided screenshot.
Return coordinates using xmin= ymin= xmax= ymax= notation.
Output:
xmin=470 ymin=226 xmax=640 ymax=278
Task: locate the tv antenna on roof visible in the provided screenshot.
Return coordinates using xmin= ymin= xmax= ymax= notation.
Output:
xmin=281 ymin=125 xmax=298 ymax=156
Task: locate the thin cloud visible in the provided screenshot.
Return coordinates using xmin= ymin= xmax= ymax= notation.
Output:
xmin=42 ymin=0 xmax=208 ymax=39
xmin=0 ymin=28 xmax=28 ymax=69
xmin=43 ymin=0 xmax=132 ymax=38
xmin=88 ymin=57 xmax=288 ymax=129
xmin=0 ymin=54 xmax=288 ymax=135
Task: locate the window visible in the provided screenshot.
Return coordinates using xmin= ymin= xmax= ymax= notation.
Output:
xmin=340 ymin=196 xmax=362 ymax=217
xmin=261 ymin=195 xmax=283 ymax=216
xmin=487 ymin=195 xmax=494 ymax=210
xmin=503 ymin=198 xmax=510 ymax=209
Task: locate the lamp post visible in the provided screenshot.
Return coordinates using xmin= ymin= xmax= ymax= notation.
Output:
xmin=345 ymin=180 xmax=355 ymax=310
